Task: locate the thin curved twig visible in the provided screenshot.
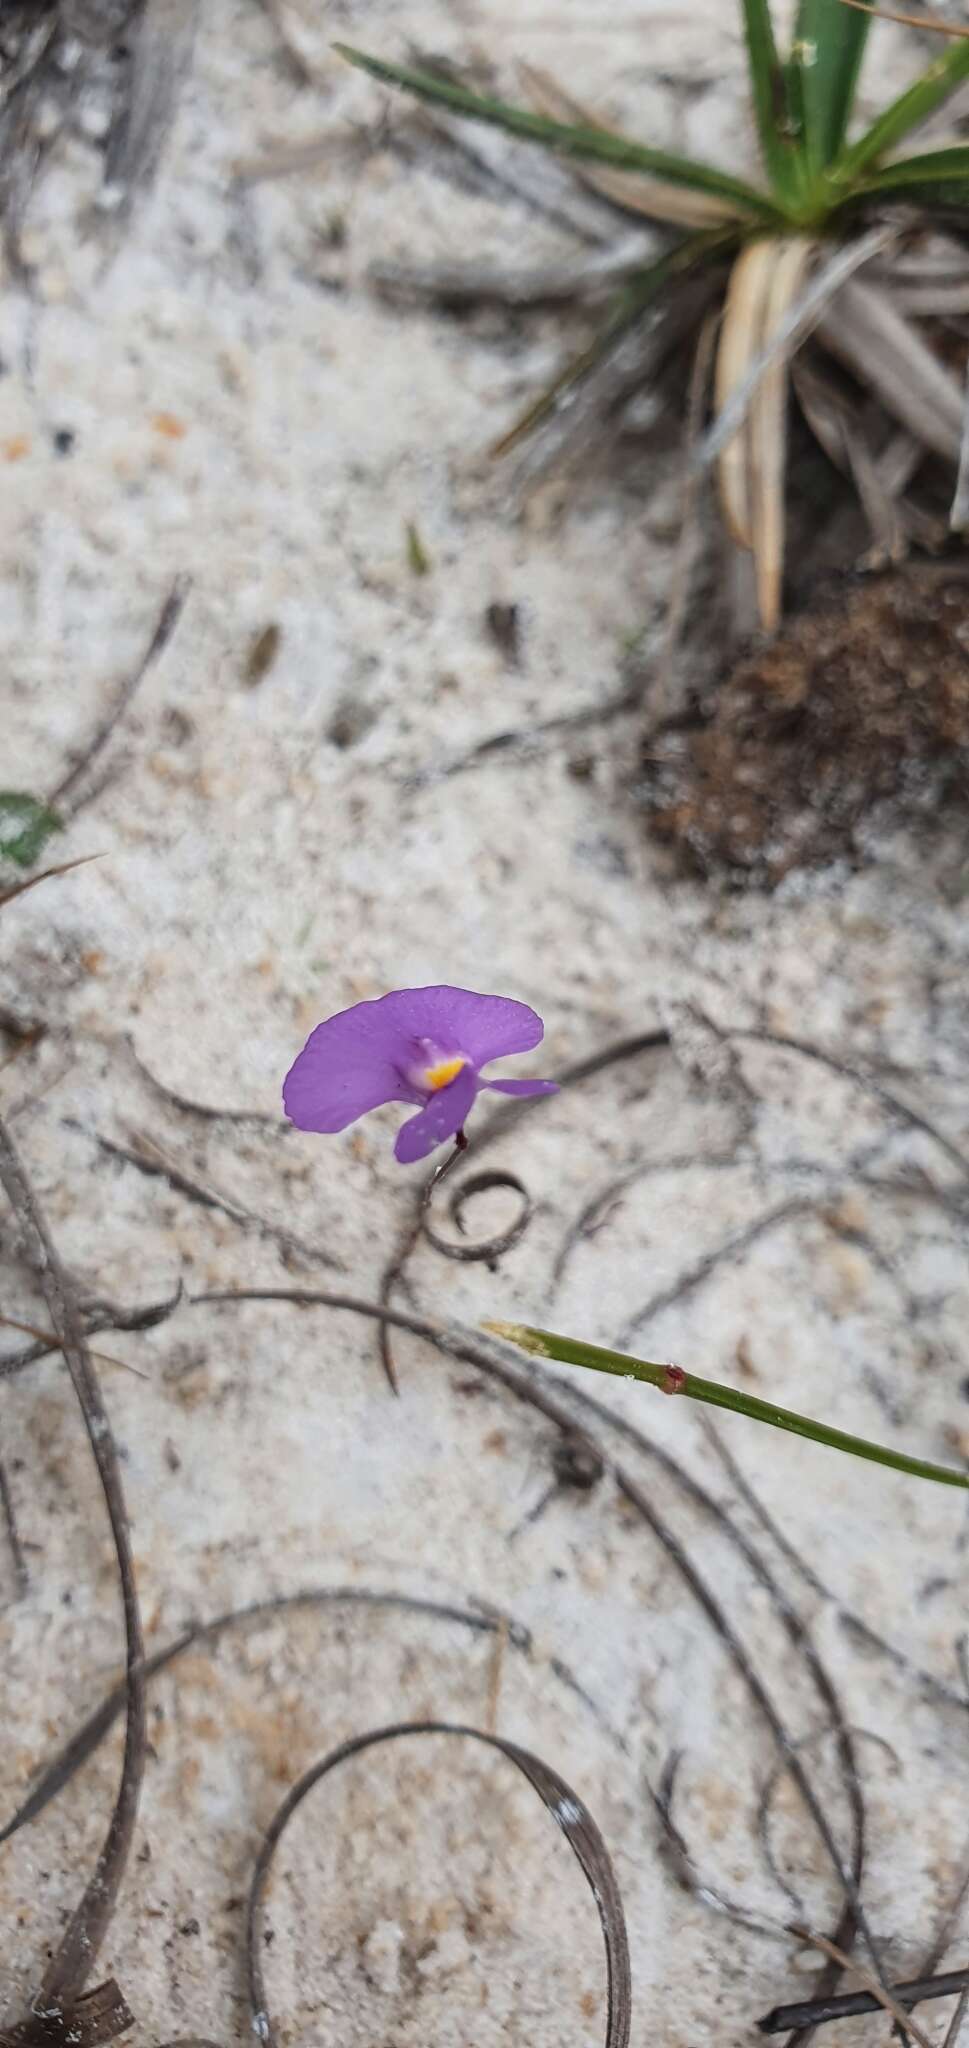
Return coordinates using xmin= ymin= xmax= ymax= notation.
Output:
xmin=244 ymin=1720 xmax=631 ymax=2048
xmin=0 ymin=1116 xmax=147 ymax=2012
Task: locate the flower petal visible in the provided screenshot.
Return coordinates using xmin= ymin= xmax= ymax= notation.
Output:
xmin=283 ymin=1002 xmax=421 ymax=1133
xmin=394 ymin=1063 xmax=479 ymax=1163
xmin=373 ymin=986 xmax=546 ymax=1065
xmin=483 ymin=1078 xmax=560 ymax=1097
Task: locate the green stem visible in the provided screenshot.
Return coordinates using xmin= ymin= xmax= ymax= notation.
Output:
xmin=484 ymin=1321 xmax=969 ymax=1491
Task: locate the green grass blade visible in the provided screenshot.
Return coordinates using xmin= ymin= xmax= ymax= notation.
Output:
xmin=792 ymin=0 xmax=871 ymax=168
xmin=740 ymin=0 xmax=808 ymax=198
xmin=485 ymin=1320 xmax=969 ymax=1491
xmin=336 ymin=45 xmax=780 ymax=221
xmin=852 ymin=140 xmax=969 ymax=205
xmin=834 ymin=37 xmax=969 ymax=183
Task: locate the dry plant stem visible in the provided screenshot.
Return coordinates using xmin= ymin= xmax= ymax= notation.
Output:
xmin=840 ymin=0 xmax=969 ymax=32
xmin=0 ymin=1115 xmax=146 ymax=2009
xmin=0 ymin=1586 xmax=547 ymax=1844
xmin=0 ymin=854 xmax=102 ymax=911
xmin=0 ymin=1310 xmax=147 ymax=1378
xmin=0 ymin=1454 xmax=28 ymax=1599
xmin=790 ymin=1927 xmax=933 ymax=2048
xmin=944 ymin=1982 xmax=969 ymax=2048
xmin=48 ymin=576 xmax=190 ymax=813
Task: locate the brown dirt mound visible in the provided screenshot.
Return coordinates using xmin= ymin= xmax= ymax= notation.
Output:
xmin=644 ymin=558 xmax=969 ymax=883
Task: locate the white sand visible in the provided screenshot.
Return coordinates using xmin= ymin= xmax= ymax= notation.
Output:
xmin=3 ymin=4 xmax=969 ymax=2043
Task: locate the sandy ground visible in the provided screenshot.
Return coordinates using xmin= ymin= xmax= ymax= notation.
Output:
xmin=3 ymin=3 xmax=969 ymax=2044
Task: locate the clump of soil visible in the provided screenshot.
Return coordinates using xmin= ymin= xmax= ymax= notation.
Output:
xmin=643 ymin=559 xmax=969 ymax=883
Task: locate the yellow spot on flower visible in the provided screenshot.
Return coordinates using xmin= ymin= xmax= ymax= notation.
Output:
xmin=424 ymin=1054 xmax=466 ymax=1092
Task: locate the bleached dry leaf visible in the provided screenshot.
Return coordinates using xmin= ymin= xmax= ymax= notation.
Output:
xmin=714 ymin=240 xmax=776 ymax=549
xmin=816 ymin=276 xmax=965 ymax=460
xmin=750 ymin=237 xmax=816 ymax=632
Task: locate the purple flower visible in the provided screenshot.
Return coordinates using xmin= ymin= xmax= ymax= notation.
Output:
xmin=283 ymin=984 xmax=558 ymax=1163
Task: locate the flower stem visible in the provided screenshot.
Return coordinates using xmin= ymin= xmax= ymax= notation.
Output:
xmin=483 ymin=1321 xmax=969 ymax=1491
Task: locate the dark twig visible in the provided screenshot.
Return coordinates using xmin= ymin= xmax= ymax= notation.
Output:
xmin=616 ymin=1196 xmax=815 ymax=1347
xmin=244 ymin=1722 xmax=631 ymax=2048
xmin=376 ymin=1027 xmax=670 ymax=1390
xmin=730 ymin=1029 xmax=969 ymax=1184
xmin=703 ymin=1419 xmax=969 ymax=1710
xmin=47 ymin=577 xmax=190 ymax=815
xmin=423 ymin=678 xmax=643 ymax=783
xmin=0 ymin=1585 xmax=546 ymax=1844
xmin=0 ymin=1115 xmax=147 ymax=2009
xmin=197 ymin=1283 xmax=880 ymax=1984
xmin=123 ymin=1035 xmax=284 ymax=1125
xmin=0 ymin=1453 xmax=28 ymax=1599
xmin=77 ymin=1124 xmax=342 ymax=1272
xmin=759 ymin=1969 xmax=969 ymax=2036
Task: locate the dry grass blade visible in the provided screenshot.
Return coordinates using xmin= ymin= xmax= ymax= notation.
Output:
xmin=417 ymin=101 xmax=625 ymax=245
xmin=792 ymin=357 xmax=909 ymax=560
xmin=715 ymin=241 xmax=776 ymax=548
xmin=102 ymin=0 xmax=198 ymax=227
xmin=244 ymin=1722 xmax=631 ymax=2048
xmin=0 ymin=853 xmax=102 ymax=910
xmin=750 ymin=237 xmax=816 ymax=630
xmin=522 ymin=63 xmax=741 ymax=228
xmin=502 ymin=269 xmax=717 ymax=495
xmin=790 ymin=1926 xmax=936 ymax=2048
xmin=49 ymin=576 xmax=189 ymax=814
xmin=759 ymin=1965 xmax=969 ymax=2033
xmin=951 ymin=358 xmax=969 ymax=527
xmin=816 ymin=277 xmax=964 ymax=460
xmin=840 ymin=0 xmax=969 ymax=33
xmin=371 ymin=237 xmax=651 ymax=308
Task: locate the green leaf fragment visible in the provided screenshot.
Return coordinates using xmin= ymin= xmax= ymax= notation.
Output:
xmin=485 ymin=1320 xmax=969 ymax=1492
xmin=834 ymin=37 xmax=969 ymax=184
xmin=853 ymin=141 xmax=969 ymax=207
xmin=405 ymin=520 xmax=432 ymax=575
xmin=0 ymin=792 xmax=63 ymax=869
xmin=792 ymin=0 xmax=871 ymax=171
xmin=740 ymin=0 xmax=810 ymax=200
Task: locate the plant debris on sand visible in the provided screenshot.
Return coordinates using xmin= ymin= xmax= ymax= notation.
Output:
xmin=643 ymin=557 xmax=969 ymax=881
